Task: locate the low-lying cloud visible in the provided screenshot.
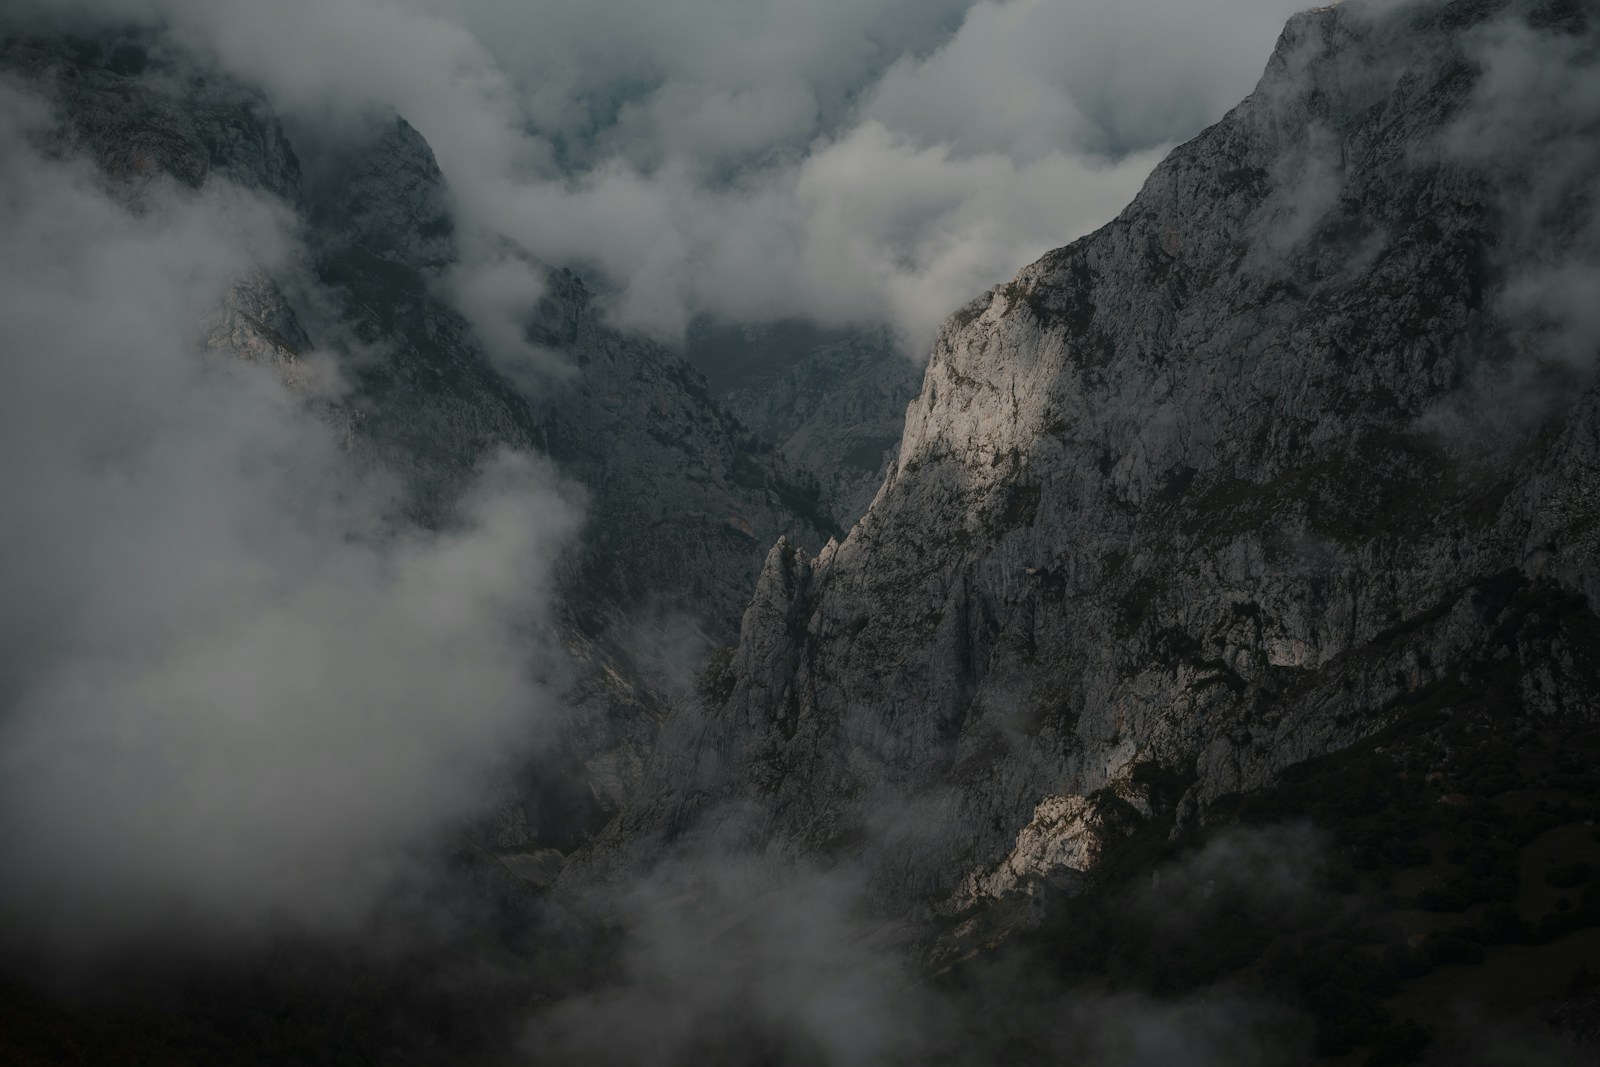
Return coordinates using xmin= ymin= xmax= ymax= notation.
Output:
xmin=1457 ymin=14 xmax=1600 ymax=371
xmin=0 ymin=89 xmax=578 ymax=953
xmin=528 ymin=821 xmax=1321 ymax=1066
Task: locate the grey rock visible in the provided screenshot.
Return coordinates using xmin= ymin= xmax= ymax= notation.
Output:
xmin=586 ymin=0 xmax=1600 ymax=914
xmin=201 ymin=271 xmax=310 ymax=370
xmin=283 ymin=90 xmax=833 ymax=639
xmin=528 ymin=277 xmax=838 ymax=640
xmin=303 ymin=114 xmax=455 ymax=271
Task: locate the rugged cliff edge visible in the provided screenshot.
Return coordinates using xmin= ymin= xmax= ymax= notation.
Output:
xmin=590 ymin=0 xmax=1600 ymax=915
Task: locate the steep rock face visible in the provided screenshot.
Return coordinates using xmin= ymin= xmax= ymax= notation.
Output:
xmin=521 ymin=277 xmax=837 ymax=640
xmin=687 ymin=321 xmax=922 ymax=526
xmin=201 ymin=275 xmax=312 ymax=368
xmin=4 ymin=29 xmax=827 ymax=644
xmin=597 ymin=0 xmax=1600 ymax=910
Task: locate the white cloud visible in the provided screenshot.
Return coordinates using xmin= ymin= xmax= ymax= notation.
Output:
xmin=21 ymin=0 xmax=1305 ymax=351
xmin=0 ymin=91 xmax=579 ymax=952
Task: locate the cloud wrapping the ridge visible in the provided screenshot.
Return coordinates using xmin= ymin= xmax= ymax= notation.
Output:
xmin=451 ymin=251 xmax=576 ymax=385
xmin=0 ymin=89 xmax=578 ymax=950
xmin=26 ymin=0 xmax=1305 ymax=350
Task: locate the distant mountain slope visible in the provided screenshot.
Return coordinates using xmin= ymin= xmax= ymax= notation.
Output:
xmin=0 ymin=28 xmax=833 ymax=856
xmin=687 ymin=320 xmax=922 ymax=527
xmin=1 ymin=29 xmax=828 ymax=643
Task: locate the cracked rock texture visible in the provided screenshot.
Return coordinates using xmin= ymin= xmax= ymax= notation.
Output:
xmin=304 ymin=114 xmax=455 ymax=272
xmin=586 ymin=0 xmax=1600 ymax=913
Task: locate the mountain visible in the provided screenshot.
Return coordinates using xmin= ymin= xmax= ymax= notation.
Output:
xmin=566 ymin=2 xmax=1600 ymax=1053
xmin=3 ymin=29 xmax=830 ymax=643
xmin=687 ymin=319 xmax=923 ymax=527
xmin=589 ymin=0 xmax=1600 ymax=968
xmin=295 ymin=118 xmax=838 ymax=647
xmin=0 ymin=27 xmax=846 ymax=865
xmin=6 ymin=1 xmax=1600 ymax=1062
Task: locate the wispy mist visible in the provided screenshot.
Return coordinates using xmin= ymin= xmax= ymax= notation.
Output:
xmin=0 ymin=89 xmax=578 ymax=953
xmin=527 ymin=821 xmax=1328 ymax=1066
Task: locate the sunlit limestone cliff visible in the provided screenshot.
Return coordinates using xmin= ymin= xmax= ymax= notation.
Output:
xmin=586 ymin=0 xmax=1600 ymax=918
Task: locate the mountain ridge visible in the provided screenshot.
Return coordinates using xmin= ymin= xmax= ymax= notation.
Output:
xmin=578 ymin=0 xmax=1600 ymax=923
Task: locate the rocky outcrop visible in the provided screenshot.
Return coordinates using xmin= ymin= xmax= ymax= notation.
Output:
xmin=592 ymin=0 xmax=1600 ymax=912
xmin=956 ymin=793 xmax=1102 ymax=903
